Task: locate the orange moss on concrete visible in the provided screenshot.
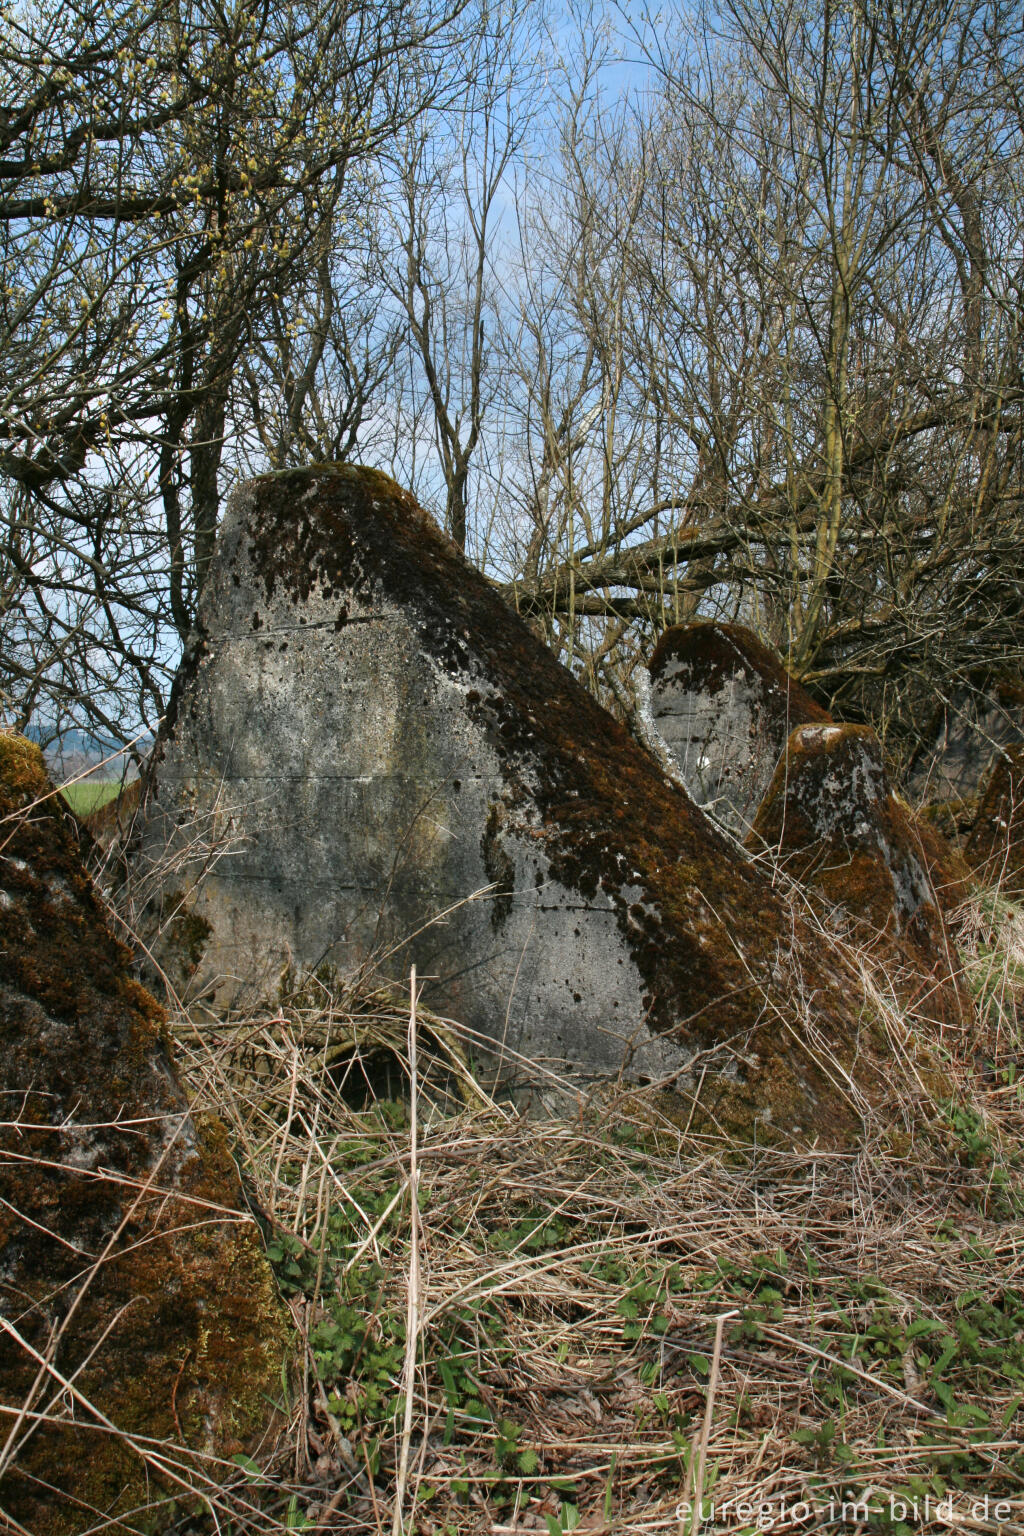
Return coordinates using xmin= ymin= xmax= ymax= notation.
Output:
xmin=0 ymin=734 xmax=286 ymax=1535
xmin=749 ymin=724 xmax=969 ymax=1025
xmin=646 ymin=622 xmax=832 ymax=833
xmin=911 ymin=812 xmax=976 ymax=912
xmin=647 ymin=627 xmax=970 ymax=927
xmin=222 ymin=467 xmax=897 ymax=1144
xmin=649 ymin=621 xmax=830 ymax=722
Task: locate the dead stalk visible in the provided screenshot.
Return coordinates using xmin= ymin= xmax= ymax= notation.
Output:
xmin=685 ymin=1309 xmax=738 ymax=1535
xmin=391 ymin=967 xmax=421 ymax=1536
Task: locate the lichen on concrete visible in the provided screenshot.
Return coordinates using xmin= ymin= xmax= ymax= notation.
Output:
xmin=647 ymin=622 xmax=829 ymax=833
xmin=909 ymin=677 xmax=1024 ymax=802
xmin=0 ymin=733 xmax=286 ymax=1535
xmin=748 ymin=723 xmax=969 ymax=1024
xmin=131 ymin=466 xmax=908 ymax=1146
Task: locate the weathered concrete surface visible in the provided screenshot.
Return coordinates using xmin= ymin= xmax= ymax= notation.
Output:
xmin=965 ymin=747 xmax=1024 ymax=897
xmin=749 ymin=724 xmax=968 ymax=1021
xmin=908 ymin=680 xmax=1024 ymax=803
xmin=0 ymin=734 xmax=286 ymax=1535
xmin=134 ymin=466 xmax=894 ymax=1143
xmin=647 ymin=622 xmax=829 ymax=833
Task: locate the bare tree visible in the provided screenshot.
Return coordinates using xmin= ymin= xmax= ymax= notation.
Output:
xmin=376 ymin=0 xmax=540 ymax=552
xmin=487 ymin=20 xmax=680 ymax=710
xmin=490 ymin=0 xmax=1024 ymax=768
xmin=5 ymin=0 xmax=1023 ymax=780
xmin=0 ymin=0 xmax=472 ymax=748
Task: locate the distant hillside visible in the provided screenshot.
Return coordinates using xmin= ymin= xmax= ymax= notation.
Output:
xmin=24 ymin=726 xmax=151 ymax=782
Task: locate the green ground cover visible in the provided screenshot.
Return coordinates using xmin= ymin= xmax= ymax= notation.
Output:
xmin=59 ymin=779 xmax=122 ymax=815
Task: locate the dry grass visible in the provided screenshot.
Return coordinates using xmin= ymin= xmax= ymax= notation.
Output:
xmin=5 ymin=784 xmax=1024 ymax=1533
xmin=144 ymin=883 xmax=1024 ymax=1535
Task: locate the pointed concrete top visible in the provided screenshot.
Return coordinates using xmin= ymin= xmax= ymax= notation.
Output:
xmin=137 ymin=468 xmax=882 ymax=1142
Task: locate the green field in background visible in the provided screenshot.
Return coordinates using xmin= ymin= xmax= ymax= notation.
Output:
xmin=60 ymin=781 xmax=122 ymax=816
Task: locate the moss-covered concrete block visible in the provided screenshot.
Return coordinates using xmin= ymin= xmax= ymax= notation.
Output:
xmin=0 ymin=733 xmax=286 ymax=1534
xmin=966 ymin=745 xmax=1024 ymax=896
xmin=647 ymin=622 xmax=829 ymax=833
xmin=909 ymin=679 xmax=1024 ymax=802
xmin=749 ymin=724 xmax=968 ymax=1023
xmin=135 ymin=467 xmax=897 ymax=1141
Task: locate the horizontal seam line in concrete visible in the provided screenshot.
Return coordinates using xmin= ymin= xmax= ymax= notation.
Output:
xmin=154 ymin=773 xmax=489 ymax=783
xmin=221 ymin=616 xmax=385 ymax=636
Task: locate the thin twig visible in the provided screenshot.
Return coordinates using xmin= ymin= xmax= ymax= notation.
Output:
xmin=391 ymin=967 xmax=421 ymax=1536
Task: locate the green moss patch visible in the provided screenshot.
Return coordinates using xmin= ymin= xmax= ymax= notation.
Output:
xmin=234 ymin=468 xmax=890 ymax=1145
xmin=0 ymin=734 xmax=286 ymax=1535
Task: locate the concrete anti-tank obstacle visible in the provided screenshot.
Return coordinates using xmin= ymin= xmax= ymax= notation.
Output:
xmin=646 ymin=622 xmax=829 ymax=834
xmin=135 ymin=467 xmax=896 ymax=1142
xmin=748 ymin=723 xmax=969 ymax=1023
xmin=646 ymin=623 xmax=970 ymax=919
xmin=0 ymin=732 xmax=286 ymax=1535
xmin=907 ymin=679 xmax=1024 ymax=804
xmin=965 ymin=745 xmax=1024 ymax=897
